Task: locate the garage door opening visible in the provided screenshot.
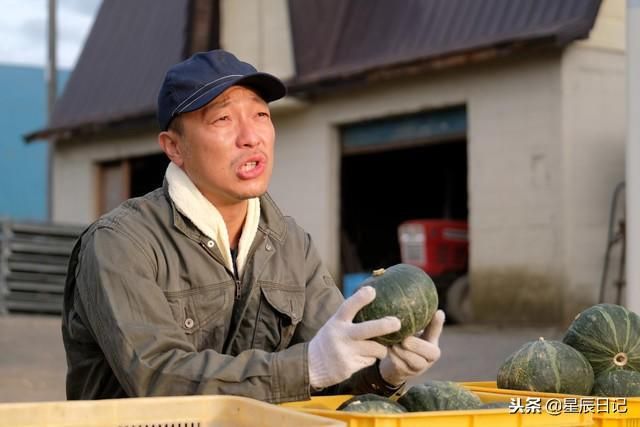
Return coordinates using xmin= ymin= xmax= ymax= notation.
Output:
xmin=340 ymin=141 xmax=467 ymax=275
xmin=339 ymin=106 xmax=469 ymax=320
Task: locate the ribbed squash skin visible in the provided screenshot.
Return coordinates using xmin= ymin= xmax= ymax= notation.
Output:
xmin=497 ymin=338 xmax=594 ymax=395
xmin=397 ymin=381 xmax=482 ymax=412
xmin=563 ymin=304 xmax=640 ymax=376
xmin=337 ymin=394 xmax=406 ymax=413
xmin=353 ymin=264 xmax=438 ymax=345
xmin=592 ymin=369 xmax=640 ymax=397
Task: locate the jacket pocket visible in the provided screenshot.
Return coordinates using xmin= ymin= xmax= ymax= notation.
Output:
xmin=254 ymin=282 xmax=305 ymax=352
xmin=165 ymin=282 xmax=232 ymax=351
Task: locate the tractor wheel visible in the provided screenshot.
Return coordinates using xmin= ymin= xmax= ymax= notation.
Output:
xmin=445 ymin=274 xmax=473 ymax=324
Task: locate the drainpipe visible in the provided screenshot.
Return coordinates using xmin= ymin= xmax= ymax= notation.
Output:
xmin=626 ymin=0 xmax=640 ymax=312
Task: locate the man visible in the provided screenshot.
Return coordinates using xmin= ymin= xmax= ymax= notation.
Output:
xmin=61 ymin=49 xmax=445 ymax=402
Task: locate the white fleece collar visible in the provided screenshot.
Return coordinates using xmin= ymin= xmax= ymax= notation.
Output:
xmin=165 ymin=162 xmax=260 ymax=279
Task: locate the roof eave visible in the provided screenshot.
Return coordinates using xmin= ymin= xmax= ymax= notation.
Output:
xmin=28 ymin=25 xmax=597 ymax=142
xmin=24 ymin=111 xmax=157 ymax=143
xmin=286 ymin=36 xmax=561 ymax=96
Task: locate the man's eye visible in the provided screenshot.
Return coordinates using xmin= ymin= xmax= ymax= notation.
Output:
xmin=257 ymin=112 xmax=270 ymax=118
xmin=214 ymin=115 xmax=230 ymax=122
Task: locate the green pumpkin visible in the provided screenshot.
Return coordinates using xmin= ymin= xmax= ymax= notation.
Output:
xmin=337 ymin=394 xmax=406 ymax=413
xmin=563 ymin=304 xmax=640 ymax=376
xmin=497 ymin=337 xmax=594 ymax=395
xmin=397 ymin=381 xmax=483 ymax=412
xmin=353 ymin=263 xmax=438 ymax=345
xmin=592 ymin=369 xmax=640 ymax=397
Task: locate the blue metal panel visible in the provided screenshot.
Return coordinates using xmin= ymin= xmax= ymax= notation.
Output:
xmin=0 ymin=65 xmax=69 ymax=221
xmin=341 ymin=106 xmax=467 ymax=152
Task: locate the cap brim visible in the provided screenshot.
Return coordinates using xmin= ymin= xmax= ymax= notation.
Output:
xmin=177 ymin=72 xmax=287 ymax=116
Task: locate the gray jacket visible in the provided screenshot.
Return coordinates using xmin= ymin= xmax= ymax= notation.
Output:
xmin=62 ymin=185 xmax=398 ymax=402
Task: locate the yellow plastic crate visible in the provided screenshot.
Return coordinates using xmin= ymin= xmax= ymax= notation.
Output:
xmin=282 ymin=391 xmax=592 ymax=427
xmin=0 ymin=394 xmax=345 ymax=427
xmin=463 ymin=381 xmax=639 ymax=427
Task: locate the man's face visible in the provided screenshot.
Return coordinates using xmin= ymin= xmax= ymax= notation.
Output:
xmin=168 ymin=85 xmax=275 ymax=206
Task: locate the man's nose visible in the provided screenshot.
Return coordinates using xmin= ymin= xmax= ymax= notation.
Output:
xmin=236 ymin=119 xmax=260 ymax=147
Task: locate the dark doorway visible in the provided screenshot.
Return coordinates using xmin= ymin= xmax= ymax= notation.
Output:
xmin=97 ymin=153 xmax=170 ymax=217
xmin=130 ymin=153 xmax=170 ymax=197
xmin=340 ymin=141 xmax=467 ymax=274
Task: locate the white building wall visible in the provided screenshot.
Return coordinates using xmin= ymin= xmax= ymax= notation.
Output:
xmin=560 ymin=0 xmax=626 ymax=320
xmin=219 ymin=0 xmax=296 ymax=80
xmin=52 ymin=133 xmax=160 ymax=224
xmin=271 ymin=54 xmax=567 ymax=327
xmin=467 ymin=56 xmax=566 ymax=325
xmin=579 ymin=0 xmax=625 ymax=52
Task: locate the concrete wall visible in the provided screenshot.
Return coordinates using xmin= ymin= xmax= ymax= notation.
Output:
xmin=269 ymin=53 xmax=567 ymax=319
xmin=559 ymin=0 xmax=626 ymax=322
xmin=52 ymin=132 xmax=159 ymax=224
xmin=271 ymin=42 xmax=623 ymax=325
xmin=219 ymin=0 xmax=296 ymax=80
xmin=466 ymin=55 xmax=566 ymax=325
xmin=559 ymin=47 xmax=626 ymax=323
xmin=579 ymin=0 xmax=625 ymax=52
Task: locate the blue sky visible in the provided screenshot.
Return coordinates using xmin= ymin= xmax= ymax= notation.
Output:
xmin=0 ymin=0 xmax=101 ymax=69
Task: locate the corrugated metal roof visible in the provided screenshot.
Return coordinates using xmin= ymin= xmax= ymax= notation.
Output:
xmin=288 ymin=0 xmax=601 ymax=85
xmin=37 ymin=0 xmax=189 ymax=137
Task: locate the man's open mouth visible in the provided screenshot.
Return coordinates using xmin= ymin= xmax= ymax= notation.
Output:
xmin=242 ymin=161 xmax=258 ymax=172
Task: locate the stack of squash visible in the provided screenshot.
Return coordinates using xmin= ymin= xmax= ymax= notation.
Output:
xmin=497 ymin=303 xmax=640 ymax=397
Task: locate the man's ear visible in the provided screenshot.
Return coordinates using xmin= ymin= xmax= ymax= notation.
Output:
xmin=158 ymin=130 xmax=185 ymax=167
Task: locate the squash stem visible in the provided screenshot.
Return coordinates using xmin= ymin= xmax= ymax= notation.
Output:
xmin=613 ymin=352 xmax=628 ymax=367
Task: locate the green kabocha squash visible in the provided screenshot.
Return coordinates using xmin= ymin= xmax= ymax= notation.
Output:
xmin=563 ymin=304 xmax=640 ymax=376
xmin=497 ymin=337 xmax=594 ymax=395
xmin=397 ymin=381 xmax=483 ymax=412
xmin=592 ymin=369 xmax=640 ymax=397
xmin=353 ymin=263 xmax=438 ymax=345
xmin=337 ymin=394 xmax=406 ymax=413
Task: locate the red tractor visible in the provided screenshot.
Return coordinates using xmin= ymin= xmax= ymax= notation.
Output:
xmin=397 ymin=219 xmax=471 ymax=323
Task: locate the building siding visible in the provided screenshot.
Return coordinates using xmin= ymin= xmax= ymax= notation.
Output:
xmin=0 ymin=65 xmax=68 ymax=221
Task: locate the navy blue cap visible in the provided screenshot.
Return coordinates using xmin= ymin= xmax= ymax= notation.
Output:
xmin=157 ymin=50 xmax=287 ymax=131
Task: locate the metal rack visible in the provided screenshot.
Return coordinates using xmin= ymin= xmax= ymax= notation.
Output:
xmin=0 ymin=220 xmax=84 ymax=315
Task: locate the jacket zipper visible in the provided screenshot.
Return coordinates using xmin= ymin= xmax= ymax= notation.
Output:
xmin=233 ymin=233 xmax=266 ymax=300
xmin=199 ymin=241 xmax=237 ymax=289
xmin=200 ymin=231 xmax=270 ymax=301
xmin=234 ymin=279 xmax=241 ymax=300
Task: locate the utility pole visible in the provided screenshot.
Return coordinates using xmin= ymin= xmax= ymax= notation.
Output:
xmin=46 ymin=0 xmax=57 ymax=221
xmin=627 ymin=0 xmax=640 ymax=313
xmin=47 ymin=0 xmax=57 ymax=122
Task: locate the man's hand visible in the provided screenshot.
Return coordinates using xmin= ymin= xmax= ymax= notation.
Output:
xmin=378 ymin=309 xmax=445 ymax=386
xmin=308 ymin=286 xmax=401 ymax=389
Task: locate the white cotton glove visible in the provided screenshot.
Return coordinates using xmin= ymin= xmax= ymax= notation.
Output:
xmin=308 ymin=286 xmax=402 ymax=389
xmin=378 ymin=309 xmax=446 ymax=386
